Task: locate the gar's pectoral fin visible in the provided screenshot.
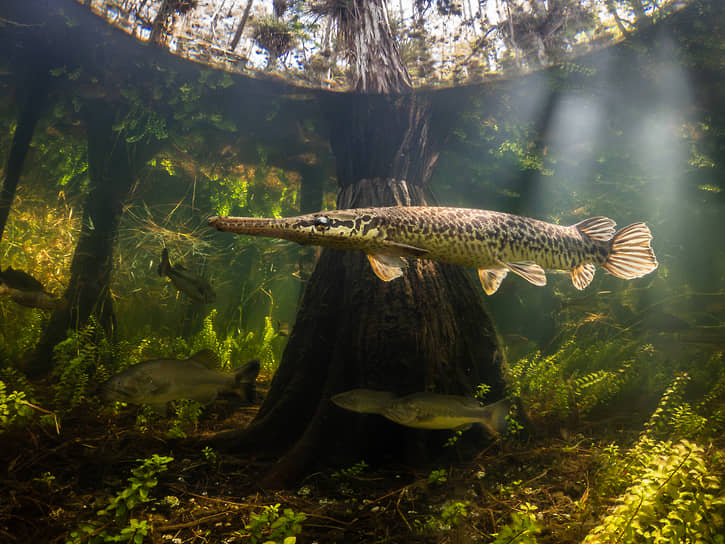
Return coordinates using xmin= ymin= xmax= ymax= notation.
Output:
xmin=498 ymin=260 xmax=547 ymax=287
xmin=478 ymin=268 xmax=509 ymax=295
xmin=570 ymin=263 xmax=596 ymax=290
xmin=383 ymin=240 xmax=429 ymax=258
xmin=366 ymin=241 xmax=428 ymax=282
xmin=367 ymin=254 xmax=407 ymax=281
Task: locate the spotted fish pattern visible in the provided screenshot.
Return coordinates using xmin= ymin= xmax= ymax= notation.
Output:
xmin=208 ymin=206 xmax=658 ymax=294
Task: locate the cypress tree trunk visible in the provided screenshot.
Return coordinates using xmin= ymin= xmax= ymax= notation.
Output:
xmin=0 ymin=68 xmax=49 ymax=246
xmin=213 ymin=0 xmax=504 ymax=486
xmin=26 ymin=103 xmax=149 ymax=376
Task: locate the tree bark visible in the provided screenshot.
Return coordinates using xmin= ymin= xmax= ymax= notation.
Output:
xmin=0 ymin=68 xmax=49 ymax=246
xmin=229 ymin=0 xmax=254 ymax=52
xmin=212 ymin=0 xmax=503 ymax=487
xmin=214 ymin=91 xmax=504 ymax=486
xmin=25 ymin=103 xmax=150 ymax=376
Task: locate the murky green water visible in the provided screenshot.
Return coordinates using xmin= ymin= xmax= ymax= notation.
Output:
xmin=0 ymin=1 xmax=722 ymax=543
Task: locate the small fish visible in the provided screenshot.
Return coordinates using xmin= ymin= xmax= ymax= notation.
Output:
xmin=208 ymin=206 xmax=658 ymax=294
xmin=331 ymin=388 xmax=398 ymax=415
xmin=158 ymin=248 xmax=216 ymax=303
xmin=0 ymin=267 xmax=58 ymax=310
xmin=276 ymin=320 xmax=292 ymax=336
xmin=332 ymin=388 xmax=511 ymax=434
xmin=101 ymin=349 xmax=260 ymax=413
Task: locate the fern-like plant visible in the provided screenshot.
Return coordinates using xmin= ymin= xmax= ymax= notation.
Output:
xmin=585 ymin=439 xmax=725 ymax=543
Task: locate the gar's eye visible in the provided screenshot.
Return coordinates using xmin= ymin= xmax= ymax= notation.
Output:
xmin=313 ymin=216 xmax=330 ymax=232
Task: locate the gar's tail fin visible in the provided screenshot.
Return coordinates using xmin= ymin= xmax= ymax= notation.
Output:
xmin=602 ymin=222 xmax=658 ymax=280
xmin=158 ymin=248 xmax=171 ymax=277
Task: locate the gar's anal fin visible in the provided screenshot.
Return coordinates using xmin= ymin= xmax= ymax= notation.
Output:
xmin=570 ymin=263 xmax=596 ymax=290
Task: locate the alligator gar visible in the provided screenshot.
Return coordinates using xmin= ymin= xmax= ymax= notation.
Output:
xmin=207 ymin=206 xmax=658 ymax=294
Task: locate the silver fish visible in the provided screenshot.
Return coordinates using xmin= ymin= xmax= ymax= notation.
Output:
xmin=158 ymin=248 xmax=216 ymax=303
xmin=383 ymin=393 xmax=511 ymax=434
xmin=208 ymin=206 xmax=658 ymax=294
xmin=101 ymin=349 xmax=260 ymax=413
xmin=332 ymin=388 xmax=510 ymax=434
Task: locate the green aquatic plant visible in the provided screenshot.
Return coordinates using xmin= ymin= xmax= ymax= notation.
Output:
xmin=66 ymin=454 xmax=172 ymax=544
xmin=167 ymin=399 xmax=204 ymax=438
xmin=642 ymin=372 xmax=691 ymax=439
xmin=0 ymin=380 xmax=34 ymax=429
xmin=184 ymin=310 xmax=279 ymax=372
xmin=475 ymin=382 xmax=492 ymax=401
xmin=507 ymin=337 xmax=639 ymax=426
xmin=490 ymin=502 xmax=541 ymax=544
xmin=416 ymin=501 xmax=470 ymax=533
xmin=332 ymin=460 xmax=368 ymax=480
xmin=133 ymin=405 xmax=161 ymax=433
xmin=52 ymin=317 xmax=121 ymax=412
xmin=640 ymin=371 xmax=724 ymax=443
xmin=33 ymin=471 xmax=56 ymax=488
xmin=202 ymin=446 xmax=217 ymax=465
xmin=112 ymin=89 xmax=168 ymax=144
xmin=427 ymin=468 xmax=448 ymax=486
xmin=443 ymin=429 xmax=463 ymax=447
xmin=244 ymin=503 xmax=306 ymax=544
xmin=584 ymin=439 xmax=725 ymax=544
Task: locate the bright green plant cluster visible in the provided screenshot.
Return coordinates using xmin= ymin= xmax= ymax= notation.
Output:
xmin=490 ymin=502 xmax=541 ymax=544
xmin=244 ymin=503 xmax=306 ymax=544
xmin=0 ymin=380 xmax=34 ymax=429
xmin=427 ymin=468 xmax=448 ymax=486
xmin=202 ymin=446 xmax=217 ymax=464
xmin=585 ymin=439 xmax=724 ymax=543
xmin=67 ymin=454 xmax=173 ymax=544
xmin=642 ymin=370 xmax=723 ymax=443
xmin=51 ymin=317 xmax=124 ymax=412
xmin=182 ymin=310 xmax=278 ymax=373
xmin=507 ymin=337 xmax=638 ymax=425
xmin=643 ymin=373 xmax=692 ymax=439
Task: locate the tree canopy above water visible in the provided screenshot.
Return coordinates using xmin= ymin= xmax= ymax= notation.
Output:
xmin=85 ymin=0 xmax=691 ymax=90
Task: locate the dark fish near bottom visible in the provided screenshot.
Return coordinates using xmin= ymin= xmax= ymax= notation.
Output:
xmin=0 ymin=267 xmax=58 ymax=310
xmin=101 ymin=349 xmax=260 ymax=413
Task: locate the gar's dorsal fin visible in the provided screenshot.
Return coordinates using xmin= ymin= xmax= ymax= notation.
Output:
xmin=498 ymin=260 xmax=547 ymax=286
xmin=478 ymin=268 xmax=509 ymax=295
xmin=574 ymin=216 xmax=616 ymax=241
xmin=189 ymin=349 xmax=219 ymax=369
